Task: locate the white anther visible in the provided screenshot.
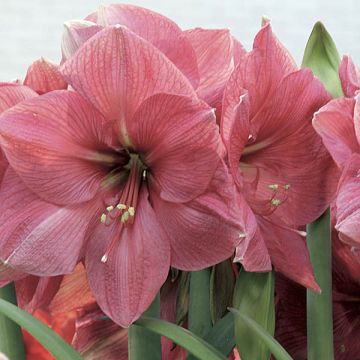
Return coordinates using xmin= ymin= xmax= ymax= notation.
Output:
xmin=116 ymin=203 xmax=127 ymax=210
xmin=121 ymin=211 xmax=130 ymax=223
xmin=142 ymin=169 xmax=147 ymax=180
xmin=239 ymin=232 xmax=246 ymax=238
xmin=268 ymin=184 xmax=279 ymax=191
xmin=101 ymin=254 xmax=108 ymax=263
xmin=128 ymin=207 xmax=135 ymax=216
xmin=100 ymin=213 xmax=107 ymax=223
xmin=106 ymin=205 xmax=114 ymax=212
xmin=284 ymin=184 xmax=290 ymax=190
xmin=271 ymin=198 xmax=281 ymax=207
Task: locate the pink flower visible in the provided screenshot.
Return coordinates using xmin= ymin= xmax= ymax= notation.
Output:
xmin=62 ymin=4 xmax=244 ymax=112
xmin=221 ymin=23 xmax=338 ymax=290
xmin=313 ymin=57 xmax=360 ymax=249
xmin=0 ymin=25 xmax=243 ymax=326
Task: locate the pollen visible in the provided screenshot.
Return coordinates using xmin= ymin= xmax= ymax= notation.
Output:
xmin=116 ymin=203 xmax=127 ymax=210
xmin=100 ymin=213 xmax=107 ymax=223
xmin=106 ymin=205 xmax=114 ymax=212
xmin=128 ymin=207 xmax=135 ymax=216
xmin=268 ymin=184 xmax=279 ymax=191
xmin=284 ymin=184 xmax=290 ymax=190
xmin=270 ymin=198 xmax=281 ymax=207
xmin=121 ymin=211 xmax=130 ymax=223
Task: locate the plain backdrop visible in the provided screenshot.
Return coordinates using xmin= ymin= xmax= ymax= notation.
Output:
xmin=0 ymin=0 xmax=359 ymax=80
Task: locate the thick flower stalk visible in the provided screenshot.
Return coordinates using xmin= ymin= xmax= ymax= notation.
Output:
xmin=0 ymin=25 xmax=246 ymax=327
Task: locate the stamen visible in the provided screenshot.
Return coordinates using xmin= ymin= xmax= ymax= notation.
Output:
xmin=106 ymin=205 xmax=114 ymax=212
xmin=239 ymin=232 xmax=246 ymax=238
xmin=271 ymin=198 xmax=281 ymax=207
xmin=268 ymin=184 xmax=279 ymax=191
xmin=100 ymin=213 xmax=107 ymax=223
xmin=121 ymin=211 xmax=130 ymax=223
xmin=116 ymin=203 xmax=127 ymax=210
xmin=128 ymin=207 xmax=135 ymax=216
xmin=101 ymin=254 xmax=108 ymax=263
xmin=284 ymin=184 xmax=290 ymax=190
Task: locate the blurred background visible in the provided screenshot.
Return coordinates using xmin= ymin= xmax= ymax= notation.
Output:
xmin=0 ymin=0 xmax=359 ymax=80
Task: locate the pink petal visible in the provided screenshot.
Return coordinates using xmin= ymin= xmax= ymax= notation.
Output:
xmin=234 ymin=23 xmax=297 ymax=118
xmin=48 ymin=263 xmax=95 ymax=314
xmin=335 ymin=154 xmax=360 ymax=247
xmin=92 ymin=4 xmax=199 ymax=88
xmin=152 ymin=161 xmax=244 ymax=271
xmin=233 ymin=195 xmax=271 ymax=272
xmin=85 ymin=187 xmax=170 ymax=327
xmin=61 ymin=20 xmax=103 ymax=62
xmin=130 ymin=93 xmax=220 ymax=203
xmin=233 ymin=37 xmax=247 ymax=66
xmin=61 ymin=26 xmax=196 ymax=125
xmin=24 ymin=58 xmax=67 ymax=94
xmin=184 ymin=28 xmax=234 ymax=105
xmin=73 ymin=308 xmax=128 ymax=360
xmin=0 ymin=90 xmax=111 ymax=205
xmin=259 ymin=218 xmax=319 ymax=291
xmin=0 ymin=262 xmax=26 ymax=287
xmin=15 ymin=275 xmax=63 ymax=313
xmin=313 ymin=97 xmax=357 ymax=169
xmin=240 ymin=69 xmax=336 ymax=226
xmin=339 ymin=55 xmax=360 ymax=98
xmin=0 ymin=82 xmax=37 ymax=112
xmin=0 ymin=168 xmax=95 ymax=276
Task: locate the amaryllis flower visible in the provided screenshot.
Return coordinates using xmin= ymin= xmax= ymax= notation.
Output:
xmin=313 ymin=57 xmax=360 ymax=248
xmin=275 ymin=227 xmax=360 ymax=360
xmin=62 ymin=4 xmax=244 ymax=112
xmin=221 ymin=22 xmax=338 ymax=289
xmin=0 ymin=25 xmax=244 ymax=326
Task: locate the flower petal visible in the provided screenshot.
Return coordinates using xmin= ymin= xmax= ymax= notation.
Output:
xmin=335 ymin=154 xmax=360 ymax=247
xmin=339 ymin=55 xmax=360 ymax=98
xmin=0 ymin=168 xmax=95 ymax=276
xmin=24 ymin=58 xmax=67 ymax=94
xmin=259 ymin=218 xmax=319 ymax=291
xmin=313 ymin=96 xmax=357 ymax=169
xmin=61 ymin=25 xmax=196 ymax=125
xmin=234 ymin=23 xmax=296 ymax=118
xmin=0 ymin=262 xmax=26 ymax=287
xmin=61 ymin=20 xmax=103 ymax=62
xmin=184 ymin=28 xmax=234 ymax=105
xmin=240 ymin=69 xmax=336 ymax=226
xmin=0 ymin=90 xmax=110 ymax=205
xmin=0 ymin=82 xmax=37 ymax=112
xmin=130 ymin=93 xmax=220 ymax=203
xmin=91 ymin=4 xmax=199 ymax=88
xmin=152 ymin=161 xmax=244 ymax=271
xmin=86 ymin=187 xmax=170 ymax=327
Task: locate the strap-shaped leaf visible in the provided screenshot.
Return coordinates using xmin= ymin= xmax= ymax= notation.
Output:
xmin=0 ymin=298 xmax=83 ymax=360
xmin=135 ymin=316 xmax=227 ymax=360
xmin=233 ymin=270 xmax=275 ymax=360
xmin=229 ymin=308 xmax=293 ymax=360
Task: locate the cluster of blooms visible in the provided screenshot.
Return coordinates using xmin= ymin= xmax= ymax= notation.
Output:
xmin=0 ymin=3 xmax=358 ymax=359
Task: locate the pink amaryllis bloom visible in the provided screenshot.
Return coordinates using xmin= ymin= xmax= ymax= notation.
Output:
xmin=313 ymin=57 xmax=360 ymax=249
xmin=221 ymin=22 xmax=338 ymax=290
xmin=0 ymin=25 xmax=244 ymax=326
xmin=62 ymin=4 xmax=244 ymax=112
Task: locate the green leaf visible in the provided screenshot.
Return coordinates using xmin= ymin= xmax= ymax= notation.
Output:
xmin=203 ymin=312 xmax=235 ymax=356
xmin=0 ymin=283 xmax=25 ymax=359
xmin=306 ymin=209 xmax=334 ymax=360
xmin=188 ymin=269 xmax=212 ymax=337
xmin=233 ymin=270 xmax=275 ymax=360
xmin=176 ymin=271 xmax=190 ymax=325
xmin=135 ymin=316 xmax=227 ymax=360
xmin=302 ymin=21 xmax=343 ymax=98
xmin=0 ymin=298 xmax=82 ymax=360
xmin=128 ymin=293 xmax=161 ymax=360
xmin=209 ymin=261 xmax=235 ymax=324
xmin=229 ymin=309 xmax=293 ymax=360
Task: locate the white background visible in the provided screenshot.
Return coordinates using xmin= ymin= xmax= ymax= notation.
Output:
xmin=0 ymin=0 xmax=359 ymax=80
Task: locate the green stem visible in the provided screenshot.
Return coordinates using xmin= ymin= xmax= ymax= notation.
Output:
xmin=188 ymin=269 xmax=212 ymax=338
xmin=0 ymin=283 xmax=26 ymax=360
xmin=306 ymin=209 xmax=334 ymax=360
xmin=128 ymin=293 xmax=161 ymax=360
